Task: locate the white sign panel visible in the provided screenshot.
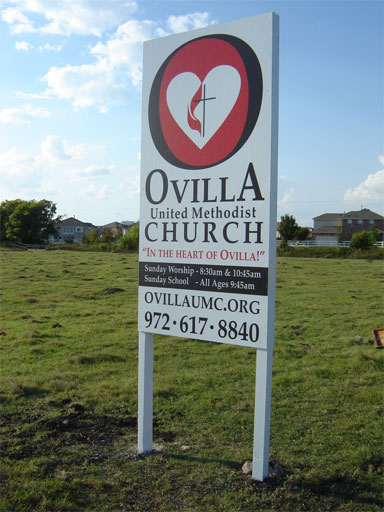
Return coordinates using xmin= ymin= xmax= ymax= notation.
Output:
xmin=138 ymin=13 xmax=278 ymax=349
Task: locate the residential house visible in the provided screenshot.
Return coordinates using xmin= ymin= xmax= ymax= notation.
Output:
xmin=341 ymin=209 xmax=383 ymax=241
xmin=312 ymin=213 xmax=342 ymax=245
xmin=54 ymin=217 xmax=99 ymax=243
xmin=313 ymin=209 xmax=383 ymax=244
xmin=101 ymin=221 xmax=135 ymax=236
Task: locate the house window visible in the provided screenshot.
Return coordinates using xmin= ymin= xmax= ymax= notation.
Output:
xmin=358 ymin=219 xmax=363 ymax=226
xmin=369 ymin=219 xmax=374 ymax=225
xmin=76 ymin=227 xmax=83 ymax=233
xmin=347 ymin=219 xmax=352 ymax=226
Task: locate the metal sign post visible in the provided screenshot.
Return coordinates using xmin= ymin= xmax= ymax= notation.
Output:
xmin=138 ymin=331 xmax=154 ymax=454
xmin=137 ymin=12 xmax=279 ymax=481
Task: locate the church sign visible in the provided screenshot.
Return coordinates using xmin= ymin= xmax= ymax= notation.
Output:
xmin=138 ymin=12 xmax=279 ymax=480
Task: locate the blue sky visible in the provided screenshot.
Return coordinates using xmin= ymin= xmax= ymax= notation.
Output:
xmin=0 ymin=0 xmax=382 ymax=226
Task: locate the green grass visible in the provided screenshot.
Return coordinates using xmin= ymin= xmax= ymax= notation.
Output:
xmin=0 ymin=250 xmax=383 ymax=511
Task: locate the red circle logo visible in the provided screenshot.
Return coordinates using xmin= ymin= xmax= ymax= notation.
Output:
xmin=149 ymin=35 xmax=263 ymax=170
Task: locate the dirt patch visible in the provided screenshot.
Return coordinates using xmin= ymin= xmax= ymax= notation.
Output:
xmin=41 ymin=411 xmax=136 ymax=445
xmin=1 ymin=409 xmax=137 ymax=462
xmin=68 ymin=353 xmax=126 ymax=365
xmin=100 ymin=287 xmax=124 ymax=295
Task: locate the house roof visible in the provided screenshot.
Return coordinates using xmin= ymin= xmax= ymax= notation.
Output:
xmin=57 ymin=217 xmax=95 ymax=227
xmin=313 ymin=209 xmax=384 ymax=222
xmin=102 ymin=221 xmax=133 ymax=230
xmin=313 ymin=213 xmax=342 ymax=221
xmin=342 ymin=209 xmax=383 ymax=220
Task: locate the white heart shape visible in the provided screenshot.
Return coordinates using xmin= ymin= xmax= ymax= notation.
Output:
xmin=166 ymin=65 xmax=241 ymax=149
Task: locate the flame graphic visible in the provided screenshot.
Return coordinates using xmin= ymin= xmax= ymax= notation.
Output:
xmin=187 ymin=84 xmax=202 ymax=135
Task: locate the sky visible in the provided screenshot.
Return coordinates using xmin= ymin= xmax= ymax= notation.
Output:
xmin=0 ymin=0 xmax=383 ymax=227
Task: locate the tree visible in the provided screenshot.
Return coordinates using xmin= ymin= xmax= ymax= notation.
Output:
xmin=279 ymin=214 xmax=298 ymax=245
xmin=0 ymin=199 xmax=22 ymax=241
xmin=118 ymin=222 xmax=139 ymax=250
xmin=369 ymin=226 xmax=380 ymax=243
xmin=126 ymin=222 xmax=139 ymax=249
xmin=295 ymin=226 xmax=310 ymax=241
xmin=101 ymin=227 xmax=114 ymax=243
xmin=88 ymin=229 xmax=99 ymax=244
xmin=350 ymin=231 xmax=376 ymax=250
xmin=0 ymin=199 xmax=59 ymax=244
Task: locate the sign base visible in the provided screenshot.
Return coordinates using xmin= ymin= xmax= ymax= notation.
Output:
xmin=137 ymin=332 xmax=273 ymax=481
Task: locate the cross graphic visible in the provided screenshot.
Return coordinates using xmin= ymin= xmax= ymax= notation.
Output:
xmin=192 ymin=84 xmax=216 ymax=137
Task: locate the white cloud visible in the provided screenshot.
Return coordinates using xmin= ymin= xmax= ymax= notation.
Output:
xmin=42 ymin=59 xmax=117 ymax=111
xmin=278 ymin=187 xmax=295 ymax=208
xmin=96 ymin=184 xmax=112 ymax=199
xmin=1 ymin=0 xmax=138 ymax=37
xmin=0 ymin=104 xmax=50 ymax=124
xmin=167 ymin=12 xmax=213 ymax=33
xmin=15 ymin=11 xmax=215 ymax=111
xmin=0 ymin=147 xmax=36 ymax=176
xmin=39 ymin=43 xmax=64 ymax=52
xmin=344 ymin=157 xmax=384 ymax=202
xmin=119 ymin=175 xmax=140 ymax=197
xmin=15 ymin=40 xmax=33 ymax=50
xmin=0 ymin=136 xmax=117 ymax=205
xmin=1 ymin=6 xmax=35 ymax=33
xmin=39 ymin=180 xmax=58 ymax=194
xmin=84 ymin=164 xmax=114 ymax=176
xmin=0 ymin=136 xmax=76 ymax=179
xmin=36 ymin=19 xmax=156 ymax=111
xmin=67 ymin=163 xmax=116 ymax=186
xmin=40 ymin=135 xmax=72 ymax=162
xmin=80 ymin=182 xmax=113 ymax=199
xmin=2 ymin=7 xmax=28 ymax=25
xmin=127 ymin=175 xmax=140 ymax=197
xmin=38 ymin=136 xmax=101 ymax=164
xmin=91 ymin=19 xmax=155 ymax=84
xmin=66 ymin=142 xmax=99 ymax=160
xmin=15 ymin=90 xmax=53 ymax=101
xmin=0 ymin=145 xmax=60 ymax=201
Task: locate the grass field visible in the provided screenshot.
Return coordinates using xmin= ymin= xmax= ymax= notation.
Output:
xmin=0 ymin=250 xmax=383 ymax=511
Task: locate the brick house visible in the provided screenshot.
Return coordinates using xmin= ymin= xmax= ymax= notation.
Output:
xmin=341 ymin=209 xmax=384 ymax=241
xmin=313 ymin=209 xmax=383 ymax=244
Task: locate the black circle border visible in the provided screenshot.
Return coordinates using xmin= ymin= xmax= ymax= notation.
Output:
xmin=148 ymin=34 xmax=263 ymax=170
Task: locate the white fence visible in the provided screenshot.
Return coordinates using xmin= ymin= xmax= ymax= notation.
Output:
xmin=282 ymin=240 xmax=384 ymax=248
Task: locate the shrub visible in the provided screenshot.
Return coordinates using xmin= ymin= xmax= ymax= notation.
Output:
xmin=350 ymin=231 xmax=376 ymax=250
xmin=276 ymin=245 xmax=383 ymax=259
xmin=118 ymin=222 xmax=139 ymax=251
xmin=88 ymin=229 xmax=99 ymax=244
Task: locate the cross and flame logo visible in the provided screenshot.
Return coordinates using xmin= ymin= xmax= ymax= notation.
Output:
xmin=149 ymin=34 xmax=263 ymax=169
